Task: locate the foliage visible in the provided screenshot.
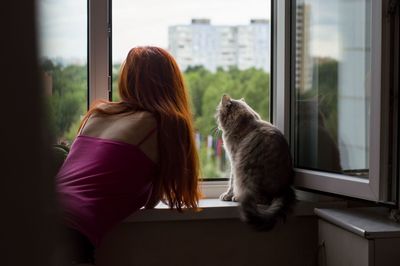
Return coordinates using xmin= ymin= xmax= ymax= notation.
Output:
xmin=184 ymin=66 xmax=270 ymax=136
xmin=45 ymin=60 xmax=271 ymax=177
xmin=184 ymin=66 xmax=270 ymax=178
xmin=41 ymin=59 xmax=87 ymax=144
xmin=43 ymin=57 xmax=339 ymax=178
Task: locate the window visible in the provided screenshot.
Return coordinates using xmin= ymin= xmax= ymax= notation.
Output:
xmin=86 ymin=0 xmax=399 ymax=202
xmin=111 ymin=0 xmax=272 ymax=180
xmin=293 ymin=0 xmax=372 ymax=177
xmin=37 ymin=0 xmax=88 ymax=145
xmin=272 ymin=0 xmax=397 ymax=203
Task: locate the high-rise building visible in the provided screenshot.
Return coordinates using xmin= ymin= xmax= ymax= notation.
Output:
xmin=168 ymin=19 xmax=270 ymax=72
xmin=295 ymin=2 xmax=312 ymax=93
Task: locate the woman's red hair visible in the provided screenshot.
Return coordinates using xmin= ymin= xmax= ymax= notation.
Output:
xmin=79 ymin=46 xmax=200 ymax=210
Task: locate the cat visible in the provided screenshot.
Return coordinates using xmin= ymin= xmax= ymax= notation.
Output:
xmin=216 ymin=94 xmax=296 ymax=230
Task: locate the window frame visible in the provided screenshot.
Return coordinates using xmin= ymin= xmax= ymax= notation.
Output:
xmin=88 ymin=0 xmax=396 ymax=203
xmin=88 ymin=0 xmax=110 ymax=105
xmin=274 ymin=0 xmax=390 ymax=202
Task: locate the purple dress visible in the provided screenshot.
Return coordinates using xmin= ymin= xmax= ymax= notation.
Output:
xmin=56 ymin=134 xmax=157 ymax=247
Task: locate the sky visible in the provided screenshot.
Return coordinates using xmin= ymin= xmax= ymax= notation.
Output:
xmin=37 ymin=0 xmax=270 ymax=63
xmin=37 ymin=0 xmax=87 ymax=62
xmin=37 ymin=0 xmax=344 ymax=64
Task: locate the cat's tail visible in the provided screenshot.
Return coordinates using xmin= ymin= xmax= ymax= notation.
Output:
xmin=240 ymin=187 xmax=296 ymax=231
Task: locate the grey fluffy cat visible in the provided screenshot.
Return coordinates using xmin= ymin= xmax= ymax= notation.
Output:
xmin=216 ymin=95 xmax=296 ymax=230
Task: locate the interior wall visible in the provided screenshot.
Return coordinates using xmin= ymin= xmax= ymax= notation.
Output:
xmin=97 ymin=216 xmax=318 ymax=266
xmin=1 ymin=2 xmax=62 ymax=266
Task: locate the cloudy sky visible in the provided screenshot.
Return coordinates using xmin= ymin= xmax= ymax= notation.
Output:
xmin=37 ymin=0 xmax=87 ymax=62
xmin=37 ymin=0 xmax=270 ymax=63
xmin=37 ymin=0 xmax=342 ymax=64
xmin=113 ymin=0 xmax=271 ymax=62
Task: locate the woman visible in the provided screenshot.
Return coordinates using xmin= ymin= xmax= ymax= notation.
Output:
xmin=56 ymin=46 xmax=201 ymax=264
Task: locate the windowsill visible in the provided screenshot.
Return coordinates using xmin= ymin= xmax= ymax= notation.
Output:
xmin=315 ymin=207 xmax=400 ymax=239
xmin=123 ymin=191 xmax=348 ymax=222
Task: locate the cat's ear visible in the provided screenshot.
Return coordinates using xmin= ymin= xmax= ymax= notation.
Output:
xmin=222 ymin=94 xmax=232 ymax=107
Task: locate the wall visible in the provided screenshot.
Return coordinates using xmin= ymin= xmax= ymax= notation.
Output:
xmin=0 ymin=1 xmax=64 ymax=266
xmin=97 ymin=216 xmax=318 ymax=266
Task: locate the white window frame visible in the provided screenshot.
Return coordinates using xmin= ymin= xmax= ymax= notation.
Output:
xmin=88 ymin=0 xmax=393 ymax=202
xmin=274 ymin=0 xmax=389 ymax=202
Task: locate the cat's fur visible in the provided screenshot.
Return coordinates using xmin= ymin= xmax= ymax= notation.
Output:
xmin=216 ymin=95 xmax=296 ymax=230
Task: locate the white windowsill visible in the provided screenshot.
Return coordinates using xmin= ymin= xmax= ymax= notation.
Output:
xmin=123 ymin=191 xmax=348 ymax=222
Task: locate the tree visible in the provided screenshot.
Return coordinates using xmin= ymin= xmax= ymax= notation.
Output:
xmin=45 ymin=61 xmax=271 ymax=177
xmin=184 ymin=66 xmax=270 ymax=178
xmin=42 ymin=61 xmax=87 ymax=143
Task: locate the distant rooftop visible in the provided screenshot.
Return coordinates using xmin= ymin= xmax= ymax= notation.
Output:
xmin=250 ymin=19 xmax=269 ymax=24
xmin=189 ymin=19 xmax=269 ymax=25
xmin=191 ymin=18 xmax=211 ymax=25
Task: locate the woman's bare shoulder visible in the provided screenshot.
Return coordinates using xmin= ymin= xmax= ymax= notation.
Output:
xmin=123 ymin=111 xmax=157 ymax=126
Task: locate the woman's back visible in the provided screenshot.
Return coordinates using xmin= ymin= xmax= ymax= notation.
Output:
xmin=80 ymin=104 xmax=158 ymax=163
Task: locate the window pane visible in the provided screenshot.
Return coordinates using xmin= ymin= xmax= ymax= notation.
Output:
xmin=37 ymin=0 xmax=87 ymax=145
xmin=112 ymin=0 xmax=271 ymax=179
xmin=293 ymin=0 xmax=371 ymax=178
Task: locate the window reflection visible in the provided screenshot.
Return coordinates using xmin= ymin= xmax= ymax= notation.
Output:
xmin=294 ymin=0 xmax=371 ymax=178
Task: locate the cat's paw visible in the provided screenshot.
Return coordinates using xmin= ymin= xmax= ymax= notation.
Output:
xmin=232 ymin=195 xmax=240 ymax=202
xmin=219 ymin=191 xmax=234 ymax=201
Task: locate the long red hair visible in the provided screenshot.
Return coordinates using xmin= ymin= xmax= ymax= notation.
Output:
xmin=79 ymin=46 xmax=200 ymax=210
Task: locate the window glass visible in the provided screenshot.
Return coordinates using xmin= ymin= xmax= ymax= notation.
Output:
xmin=112 ymin=0 xmax=272 ymax=179
xmin=293 ymin=0 xmax=371 ymax=178
xmin=37 ymin=0 xmax=87 ymax=145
